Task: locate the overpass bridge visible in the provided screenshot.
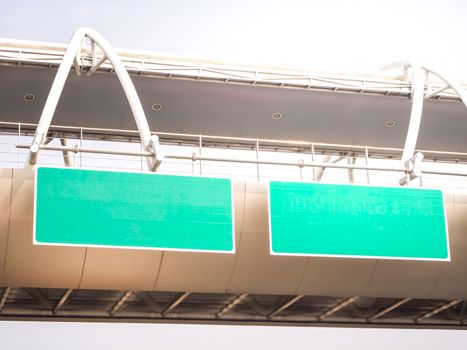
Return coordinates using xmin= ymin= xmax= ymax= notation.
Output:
xmin=1 ymin=29 xmax=467 ymax=328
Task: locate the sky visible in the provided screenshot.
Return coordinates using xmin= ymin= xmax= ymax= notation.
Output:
xmin=1 ymin=0 xmax=467 ymax=348
xmin=1 ymin=321 xmax=467 ymax=350
xmin=1 ymin=0 xmax=467 ymax=79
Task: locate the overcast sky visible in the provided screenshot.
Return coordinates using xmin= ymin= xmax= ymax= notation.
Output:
xmin=1 ymin=0 xmax=467 ymax=79
xmin=2 ymin=321 xmax=467 ymax=350
xmin=1 ymin=0 xmax=467 ymax=348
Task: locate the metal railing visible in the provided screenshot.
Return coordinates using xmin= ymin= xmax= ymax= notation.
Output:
xmin=3 ymin=121 xmax=467 ymax=191
xmin=2 ymin=37 xmax=466 ymax=101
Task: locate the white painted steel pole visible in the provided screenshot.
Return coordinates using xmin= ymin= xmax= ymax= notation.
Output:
xmin=26 ymin=27 xmax=163 ymax=171
xmin=26 ymin=28 xmax=86 ymax=167
xmin=401 ymin=63 xmax=425 ymax=164
xmin=84 ymin=28 xmax=163 ymax=171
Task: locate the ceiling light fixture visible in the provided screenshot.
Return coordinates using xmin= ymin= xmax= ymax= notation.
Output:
xmin=151 ymin=103 xmax=162 ymax=111
xmin=272 ymin=112 xmax=282 ymax=120
xmin=24 ymin=93 xmax=35 ymax=102
xmin=385 ymin=120 xmax=396 ymax=128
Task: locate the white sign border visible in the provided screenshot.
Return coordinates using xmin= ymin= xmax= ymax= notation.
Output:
xmin=267 ymin=179 xmax=451 ymax=262
xmin=33 ymin=166 xmax=236 ymax=254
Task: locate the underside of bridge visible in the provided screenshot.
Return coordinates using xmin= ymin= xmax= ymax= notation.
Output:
xmin=1 ymin=287 xmax=466 ymax=328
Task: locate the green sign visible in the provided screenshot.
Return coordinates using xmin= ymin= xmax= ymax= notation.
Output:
xmin=34 ymin=167 xmax=234 ymax=253
xmin=268 ymin=181 xmax=449 ymax=260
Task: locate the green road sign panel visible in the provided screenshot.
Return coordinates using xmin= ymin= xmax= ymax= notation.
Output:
xmin=34 ymin=167 xmax=234 ymax=253
xmin=268 ymin=181 xmax=449 ymax=260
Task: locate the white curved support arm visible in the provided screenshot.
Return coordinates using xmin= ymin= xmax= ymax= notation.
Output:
xmin=385 ymin=62 xmax=426 ymax=185
xmin=401 ymin=62 xmax=425 ymax=164
xmin=422 ymin=65 xmax=467 ymax=108
xmin=382 ymin=62 xmax=425 ymax=170
xmin=384 ymin=61 xmax=467 ymax=185
xmin=26 ymin=27 xmax=163 ymax=171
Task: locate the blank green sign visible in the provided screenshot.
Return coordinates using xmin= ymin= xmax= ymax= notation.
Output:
xmin=35 ymin=167 xmax=234 ymax=253
xmin=269 ymin=181 xmax=449 ymax=260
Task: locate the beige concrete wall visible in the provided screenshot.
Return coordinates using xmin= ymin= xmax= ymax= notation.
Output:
xmin=1 ymin=168 xmax=466 ymax=299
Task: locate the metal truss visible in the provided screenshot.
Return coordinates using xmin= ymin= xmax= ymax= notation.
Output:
xmin=2 ymin=38 xmax=465 ymax=100
xmin=0 ymin=287 xmax=466 ymax=328
xmin=369 ymin=298 xmax=412 ymax=320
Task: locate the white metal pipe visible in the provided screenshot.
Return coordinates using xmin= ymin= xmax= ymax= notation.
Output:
xmin=0 ymin=287 xmax=11 ymax=311
xmin=385 ymin=62 xmax=467 ymax=167
xmin=318 ymin=297 xmax=359 ymax=320
xmin=347 ymin=154 xmax=356 ymax=183
xmin=73 ymin=53 xmax=81 ymax=76
xmin=0 ymin=120 xmax=437 ymax=155
xmin=90 ymin=39 xmax=97 ymax=65
xmin=17 ymin=142 xmax=467 ymax=177
xmin=82 ymin=28 xmax=163 ymax=171
xmin=86 ymin=54 xmax=107 ymax=77
xmin=53 ymin=288 xmax=73 ymax=314
xmin=15 ymin=143 xmax=467 ymax=176
xmin=217 ymin=294 xmax=248 ymax=318
xmin=268 ymin=295 xmax=303 ymax=319
xmin=422 ymin=66 xmax=467 ymax=107
xmin=73 ymin=28 xmax=163 ymax=171
xmin=401 ymin=63 xmax=425 ymax=163
xmin=369 ymin=298 xmax=411 ymax=320
xmin=162 ymin=292 xmax=190 ymax=317
xmin=8 ymin=120 xmax=467 ymax=159
xmin=26 ymin=29 xmax=86 ymax=167
xmin=59 ymin=138 xmax=74 ymax=167
xmin=424 ymin=84 xmax=449 ymax=100
xmin=18 ymin=143 xmax=406 ymax=172
xmin=172 ymin=154 xmax=467 ymax=177
xmin=110 ymin=291 xmax=133 ymax=316
xmin=18 ymin=143 xmax=153 ymax=157
xmin=25 ymin=27 xmax=162 ymax=171
xmin=315 ymin=155 xmax=331 ymax=181
xmin=417 ymin=299 xmax=462 ymax=320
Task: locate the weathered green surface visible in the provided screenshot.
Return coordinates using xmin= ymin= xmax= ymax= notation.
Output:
xmin=269 ymin=181 xmax=448 ymax=260
xmin=35 ymin=167 xmax=234 ymax=252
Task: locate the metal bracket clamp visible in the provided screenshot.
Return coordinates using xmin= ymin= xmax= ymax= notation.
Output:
xmin=147 ymin=135 xmax=164 ymax=171
xmin=399 ymin=152 xmax=424 ymax=186
xmin=28 ymin=129 xmax=46 ymax=165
